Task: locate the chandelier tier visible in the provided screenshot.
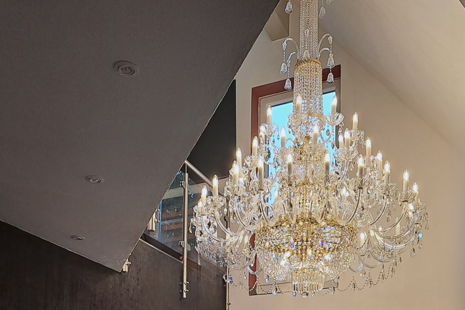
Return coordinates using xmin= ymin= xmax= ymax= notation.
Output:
xmin=191 ymin=0 xmax=428 ymax=297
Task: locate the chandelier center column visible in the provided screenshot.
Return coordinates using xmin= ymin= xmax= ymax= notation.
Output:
xmin=300 ymin=0 xmax=319 ymax=60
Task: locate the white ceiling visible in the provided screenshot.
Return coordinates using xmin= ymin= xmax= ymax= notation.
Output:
xmin=0 ymin=0 xmax=278 ymax=270
xmin=321 ymin=0 xmax=465 ymax=154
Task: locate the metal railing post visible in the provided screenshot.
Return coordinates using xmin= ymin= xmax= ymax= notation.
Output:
xmin=182 ymin=164 xmax=189 ymax=298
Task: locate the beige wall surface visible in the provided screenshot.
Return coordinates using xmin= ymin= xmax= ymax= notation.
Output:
xmin=231 ymin=6 xmax=465 ymax=310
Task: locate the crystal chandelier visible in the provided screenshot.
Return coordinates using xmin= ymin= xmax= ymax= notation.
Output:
xmin=191 ymin=0 xmax=428 ymax=297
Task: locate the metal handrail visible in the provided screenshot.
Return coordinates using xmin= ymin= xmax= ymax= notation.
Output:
xmin=184 ymin=160 xmax=224 ymax=196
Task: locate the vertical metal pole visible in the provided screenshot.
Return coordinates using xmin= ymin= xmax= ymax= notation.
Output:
xmin=182 ymin=165 xmax=189 ymax=298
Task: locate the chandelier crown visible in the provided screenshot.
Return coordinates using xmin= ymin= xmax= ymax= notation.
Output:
xmin=191 ymin=0 xmax=428 ymax=297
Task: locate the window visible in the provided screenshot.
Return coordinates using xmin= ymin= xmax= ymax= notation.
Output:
xmin=259 ymin=89 xmax=338 ymax=181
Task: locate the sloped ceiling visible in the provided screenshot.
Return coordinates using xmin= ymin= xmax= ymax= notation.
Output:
xmin=0 ymin=0 xmax=278 ymax=270
xmin=322 ymin=0 xmax=465 ymax=154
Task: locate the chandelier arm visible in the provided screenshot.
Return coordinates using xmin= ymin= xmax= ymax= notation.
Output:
xmin=377 ymin=215 xmax=417 ymax=242
xmin=344 ymin=188 xmax=362 ymax=225
xmin=348 ymin=258 xmax=364 ymax=273
xmin=378 ymin=203 xmax=408 ymax=234
xmin=283 ymin=38 xmax=300 ymax=57
xmin=258 ymin=196 xmax=273 ymax=226
xmin=367 ymin=199 xmax=388 ymax=226
xmin=233 ymin=203 xmax=256 ymax=230
xmin=213 ymin=202 xmax=245 ymax=237
xmin=374 ymin=232 xmax=415 ymax=252
xmin=228 ymin=253 xmax=257 ymax=271
xmin=318 ymin=33 xmax=331 ymax=51
xmin=247 ymin=262 xmax=263 ymax=276
xmin=287 ymin=52 xmax=298 ymax=65
xmin=357 ymin=252 xmax=383 ymax=269
xmin=318 ymin=47 xmax=330 ymax=59
xmin=199 ymin=217 xmax=224 ymax=243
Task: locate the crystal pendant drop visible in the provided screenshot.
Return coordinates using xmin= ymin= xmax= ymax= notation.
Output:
xmin=273 ymin=286 xmax=278 ymax=295
xmin=328 ymin=53 xmax=335 ymax=68
xmin=327 ymin=72 xmax=334 ymax=83
xmin=303 ymin=50 xmax=310 ymax=60
xmin=319 ymin=6 xmax=326 ymax=18
xmin=360 ymin=269 xmax=366 ymax=278
xmin=410 ymin=248 xmax=416 ymax=258
xmin=284 ymin=78 xmax=292 ymax=90
xmin=285 ymin=1 xmax=293 ymax=14
xmin=280 ymin=62 xmax=288 ymax=74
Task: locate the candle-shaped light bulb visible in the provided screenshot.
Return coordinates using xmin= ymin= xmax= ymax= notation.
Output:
xmin=258 ymin=158 xmax=264 ymax=181
xmin=413 ymin=182 xmax=419 ymax=202
xmin=252 ymin=136 xmax=258 ymax=156
xmin=313 ymin=125 xmax=319 ymax=144
xmin=259 ymin=127 xmax=265 ymax=143
xmin=324 ymin=152 xmax=330 ymax=175
xmin=353 ymin=113 xmax=358 ymax=132
xmin=287 ymin=154 xmax=293 ymax=176
xmin=338 ymin=133 xmax=344 ymax=149
xmin=366 ymin=138 xmax=371 ymax=158
xmin=295 ymin=94 xmax=302 ymax=113
xmin=357 ymin=155 xmax=365 ymax=177
xmin=212 ymin=175 xmax=218 ymax=197
xmin=331 ymin=95 xmax=337 ymax=114
xmin=201 ymin=186 xmax=207 ymax=205
xmin=341 ymin=187 xmax=347 ymax=197
xmin=403 ymin=170 xmax=409 ymax=193
xmin=344 ymin=129 xmax=350 ymax=148
xmin=197 ymin=201 xmax=204 ymax=215
xmin=280 ymin=127 xmax=286 ymax=148
xmin=384 ymin=161 xmax=391 ymax=183
xmin=233 ymin=162 xmax=239 ymax=185
xmin=267 ymin=107 xmax=272 ymax=125
xmin=377 ymin=151 xmax=383 ymax=174
xmin=236 ymin=147 xmax=242 ymax=177
xmin=359 ymin=232 xmax=366 ymax=247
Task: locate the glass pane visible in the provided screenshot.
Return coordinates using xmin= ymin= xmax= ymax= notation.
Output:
xmin=322 ymin=91 xmax=337 ymax=165
xmin=145 ymin=171 xmax=185 ymax=254
xmin=186 ymin=175 xmax=202 ymax=263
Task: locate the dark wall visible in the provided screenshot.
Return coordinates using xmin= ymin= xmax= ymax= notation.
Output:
xmin=188 ymin=81 xmax=236 ymax=180
xmin=0 ymin=221 xmax=225 ymax=310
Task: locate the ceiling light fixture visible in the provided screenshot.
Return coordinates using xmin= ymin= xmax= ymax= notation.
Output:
xmin=113 ymin=61 xmax=139 ymax=77
xmin=71 ymin=235 xmax=85 ymax=241
xmin=191 ymin=0 xmax=428 ymax=297
xmin=86 ymin=175 xmax=104 ymax=184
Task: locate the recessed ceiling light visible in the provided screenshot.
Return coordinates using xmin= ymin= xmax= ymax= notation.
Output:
xmin=71 ymin=235 xmax=85 ymax=241
xmin=113 ymin=61 xmax=139 ymax=77
xmin=86 ymin=175 xmax=104 ymax=184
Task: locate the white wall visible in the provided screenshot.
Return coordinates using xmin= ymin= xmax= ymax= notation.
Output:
xmin=232 ymin=6 xmax=465 ymax=310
